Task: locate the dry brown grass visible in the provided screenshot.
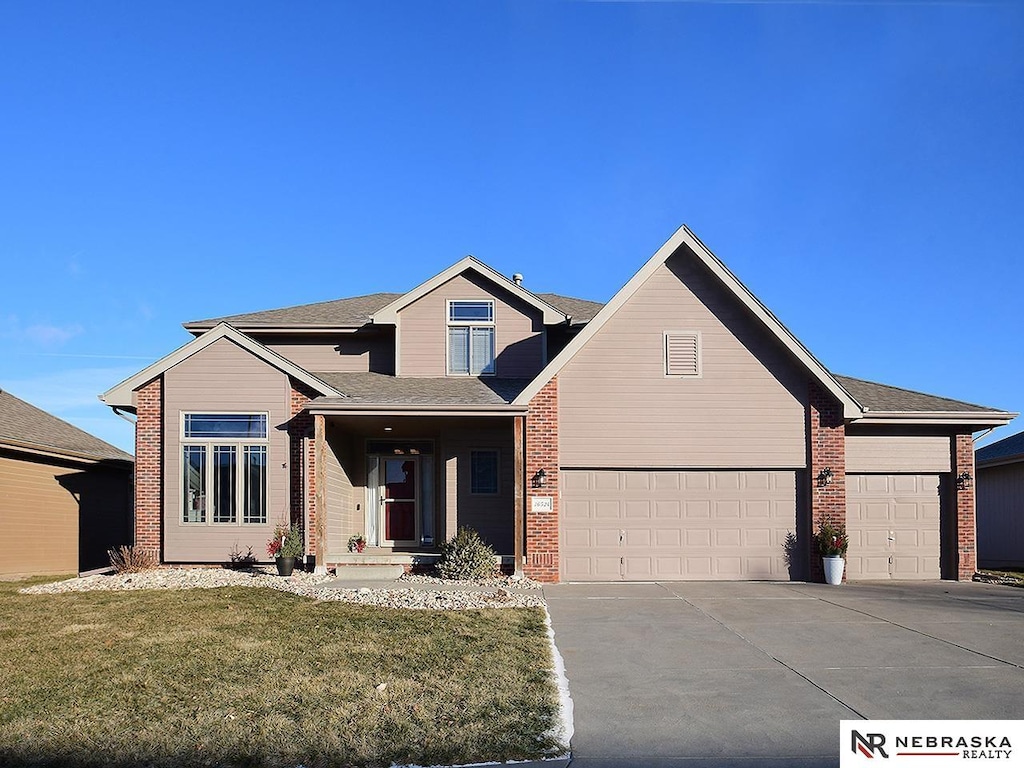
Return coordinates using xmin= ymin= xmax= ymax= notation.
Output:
xmin=0 ymin=577 xmax=562 ymax=767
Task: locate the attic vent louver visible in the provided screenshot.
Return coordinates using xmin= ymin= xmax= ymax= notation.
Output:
xmin=665 ymin=332 xmax=701 ymax=377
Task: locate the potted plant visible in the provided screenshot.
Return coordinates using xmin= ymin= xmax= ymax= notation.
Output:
xmin=268 ymin=524 xmax=304 ymax=576
xmin=816 ymin=521 xmax=848 ymax=585
xmin=347 ymin=533 xmax=367 ymax=553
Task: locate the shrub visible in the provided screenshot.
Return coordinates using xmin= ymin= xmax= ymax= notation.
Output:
xmin=108 ymin=545 xmax=159 ymax=574
xmin=816 ymin=521 xmax=849 ymax=557
xmin=268 ymin=524 xmax=304 ymax=559
xmin=438 ymin=527 xmax=497 ymax=580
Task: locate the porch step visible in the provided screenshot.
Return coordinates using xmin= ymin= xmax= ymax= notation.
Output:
xmin=330 ymin=564 xmax=406 ymax=581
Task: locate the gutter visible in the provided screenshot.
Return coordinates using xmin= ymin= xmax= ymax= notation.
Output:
xmin=306 ymin=403 xmax=528 ymax=417
xmin=0 ymin=439 xmax=132 ymax=466
xmin=854 ymin=410 xmax=1018 ymax=427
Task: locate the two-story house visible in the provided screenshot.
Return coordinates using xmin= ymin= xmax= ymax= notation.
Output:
xmin=101 ymin=226 xmax=1015 ymax=582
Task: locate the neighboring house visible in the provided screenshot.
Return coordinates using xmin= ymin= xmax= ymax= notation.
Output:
xmin=100 ymin=226 xmax=1015 ymax=582
xmin=976 ymin=431 xmax=1024 ymax=570
xmin=0 ymin=389 xmax=133 ymax=577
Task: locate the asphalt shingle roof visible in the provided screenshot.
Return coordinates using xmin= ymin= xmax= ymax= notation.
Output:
xmin=835 ymin=375 xmax=1004 ymax=414
xmin=187 ymin=292 xmax=604 ymax=329
xmin=187 ymin=293 xmax=403 ymax=328
xmin=312 ymin=372 xmax=531 ymax=406
xmin=977 ymin=431 xmax=1024 ymax=465
xmin=0 ymin=389 xmax=133 ymax=462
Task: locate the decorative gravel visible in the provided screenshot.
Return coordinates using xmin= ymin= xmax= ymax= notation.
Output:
xmin=18 ymin=568 xmax=546 ymax=610
xmin=397 ymin=572 xmax=545 ymax=590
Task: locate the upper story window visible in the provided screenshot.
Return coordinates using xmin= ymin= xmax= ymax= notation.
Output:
xmin=182 ymin=413 xmax=269 ymax=526
xmin=448 ymin=300 xmax=495 ymax=376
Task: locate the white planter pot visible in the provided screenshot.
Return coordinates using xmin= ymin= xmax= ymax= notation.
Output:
xmin=823 ymin=556 xmax=845 ymax=585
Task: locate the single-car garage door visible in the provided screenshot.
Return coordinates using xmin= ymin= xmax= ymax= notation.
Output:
xmin=846 ymin=474 xmax=942 ymax=580
xmin=561 ymin=470 xmax=797 ymax=581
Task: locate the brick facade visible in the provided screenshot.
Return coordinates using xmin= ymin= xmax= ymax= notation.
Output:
xmin=134 ymin=377 xmax=163 ymax=560
xmin=954 ymin=432 xmax=976 ymax=580
xmin=524 ymin=376 xmax=559 ymax=582
xmin=808 ymin=381 xmax=847 ymax=582
xmin=288 ymin=380 xmax=318 ymax=556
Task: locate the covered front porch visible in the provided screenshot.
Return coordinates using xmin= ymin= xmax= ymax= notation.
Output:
xmin=306 ymin=408 xmax=529 ymax=573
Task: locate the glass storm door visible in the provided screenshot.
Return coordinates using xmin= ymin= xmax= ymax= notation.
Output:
xmin=382 ymin=457 xmax=417 ymax=544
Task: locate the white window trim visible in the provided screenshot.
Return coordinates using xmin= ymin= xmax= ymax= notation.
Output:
xmin=446 ymin=299 xmax=496 ymax=377
xmin=470 ymin=448 xmax=501 ymax=496
xmin=664 ymin=331 xmax=702 ymax=378
xmin=180 ymin=411 xmax=270 ymax=527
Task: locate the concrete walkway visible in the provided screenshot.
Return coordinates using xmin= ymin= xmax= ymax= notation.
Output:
xmin=544 ymin=580 xmax=1024 ymax=768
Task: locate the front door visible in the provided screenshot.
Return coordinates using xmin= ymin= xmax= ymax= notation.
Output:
xmin=382 ymin=457 xmax=418 ymax=545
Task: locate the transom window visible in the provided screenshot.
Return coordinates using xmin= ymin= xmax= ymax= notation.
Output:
xmin=448 ymin=300 xmax=495 ymax=376
xmin=182 ymin=413 xmax=268 ymax=525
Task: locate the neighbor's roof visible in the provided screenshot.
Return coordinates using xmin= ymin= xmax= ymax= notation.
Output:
xmin=834 ymin=376 xmax=1007 ymax=415
xmin=0 ymin=389 xmax=133 ymax=463
xmin=977 ymin=431 xmax=1024 ymax=466
xmin=184 ymin=289 xmax=604 ymax=332
xmin=312 ymin=372 xmax=531 ymax=407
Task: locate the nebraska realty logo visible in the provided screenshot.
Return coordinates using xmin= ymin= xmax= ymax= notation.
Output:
xmin=840 ymin=721 xmax=1024 ymax=767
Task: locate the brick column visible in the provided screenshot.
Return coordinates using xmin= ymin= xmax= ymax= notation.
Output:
xmin=808 ymin=382 xmax=846 ymax=582
xmin=954 ymin=433 xmax=977 ymax=580
xmin=134 ymin=377 xmax=163 ymax=561
xmin=288 ymin=380 xmax=317 ymax=556
xmin=524 ymin=377 xmax=559 ymax=582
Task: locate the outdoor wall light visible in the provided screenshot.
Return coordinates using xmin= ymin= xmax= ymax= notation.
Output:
xmin=816 ymin=467 xmax=835 ymax=488
xmin=957 ymin=471 xmax=973 ymax=491
xmin=532 ymin=468 xmax=547 ymax=488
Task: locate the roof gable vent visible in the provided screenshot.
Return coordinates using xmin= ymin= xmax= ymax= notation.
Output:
xmin=665 ymin=331 xmax=701 ymax=377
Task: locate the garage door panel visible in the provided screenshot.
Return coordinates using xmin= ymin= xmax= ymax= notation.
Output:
xmin=655 ymin=500 xmax=681 ymax=518
xmin=561 ymin=469 xmax=796 ymax=581
xmin=847 ymin=473 xmax=942 ymax=581
xmin=656 ymin=529 xmax=681 ymax=547
xmin=625 ymin=500 xmax=651 ymax=518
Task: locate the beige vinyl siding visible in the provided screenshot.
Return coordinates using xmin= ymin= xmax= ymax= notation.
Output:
xmin=977 ymin=462 xmax=1024 ymax=568
xmin=0 ymin=453 xmax=79 ymax=576
xmin=262 ymin=333 xmax=394 ymax=374
xmin=559 ymin=254 xmax=807 ymax=468
xmin=441 ymin=426 xmax=514 ymax=554
xmin=162 ymin=337 xmax=290 ymax=562
xmin=324 ymin=424 xmax=360 ymax=558
xmin=846 ymin=435 xmax=952 ymax=473
xmin=397 ymin=272 xmax=544 ymax=378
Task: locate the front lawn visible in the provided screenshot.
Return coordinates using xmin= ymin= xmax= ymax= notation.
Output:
xmin=0 ymin=577 xmax=562 ymax=768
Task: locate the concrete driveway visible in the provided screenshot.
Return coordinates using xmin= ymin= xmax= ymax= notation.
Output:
xmin=544 ymin=580 xmax=1024 ymax=767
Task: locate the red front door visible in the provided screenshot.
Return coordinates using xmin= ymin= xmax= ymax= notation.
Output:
xmin=382 ymin=457 xmax=417 ymax=543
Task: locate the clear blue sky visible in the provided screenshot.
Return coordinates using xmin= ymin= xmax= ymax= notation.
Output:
xmin=1 ymin=0 xmax=1021 ymax=454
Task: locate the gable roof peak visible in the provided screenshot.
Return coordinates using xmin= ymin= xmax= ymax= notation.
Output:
xmin=370 ymin=254 xmax=567 ymax=325
xmin=101 ymin=323 xmax=343 ymax=410
xmin=514 ymin=224 xmax=862 ymax=418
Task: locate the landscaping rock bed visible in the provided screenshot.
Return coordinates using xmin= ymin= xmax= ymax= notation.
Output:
xmin=19 ymin=568 xmax=546 ymax=610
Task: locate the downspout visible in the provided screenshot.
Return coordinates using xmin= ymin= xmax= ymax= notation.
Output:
xmin=973 ymin=427 xmax=995 ymax=444
xmin=113 ymin=407 xmax=137 ymax=425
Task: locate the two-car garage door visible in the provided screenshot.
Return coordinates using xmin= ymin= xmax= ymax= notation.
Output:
xmin=561 ymin=469 xmax=943 ymax=581
xmin=561 ymin=470 xmax=796 ymax=581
